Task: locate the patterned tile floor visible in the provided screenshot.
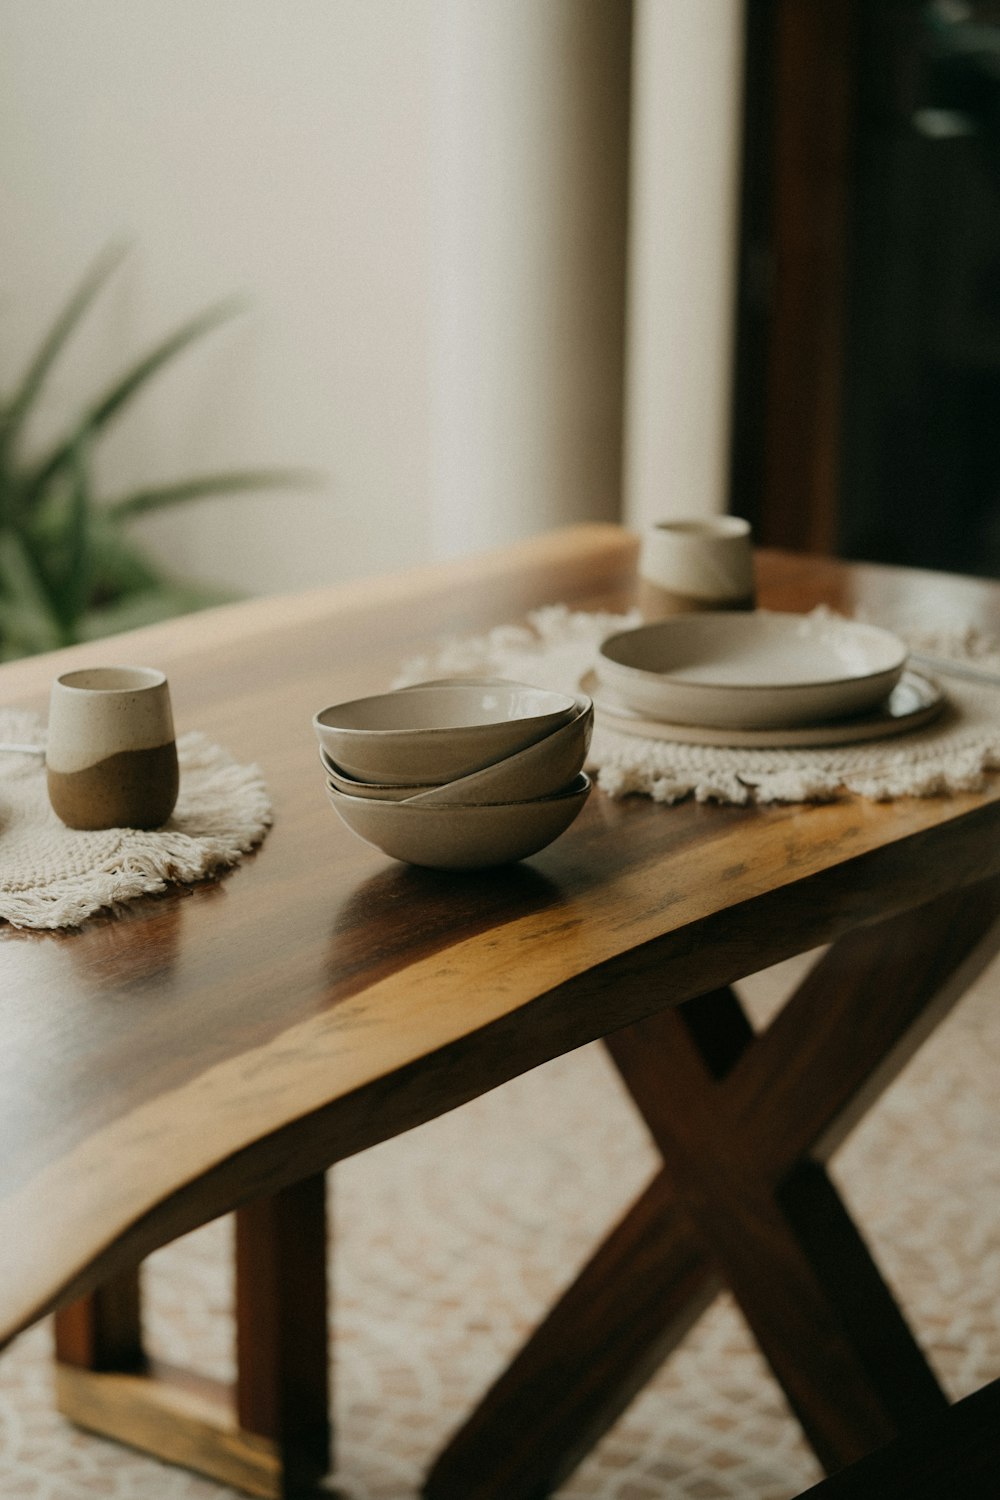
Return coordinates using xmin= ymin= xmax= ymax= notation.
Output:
xmin=3 ymin=948 xmax=1000 ymax=1500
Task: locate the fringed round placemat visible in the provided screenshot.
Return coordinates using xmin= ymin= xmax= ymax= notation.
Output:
xmin=0 ymin=709 xmax=272 ymax=930
xmin=395 ymin=604 xmax=1000 ymax=806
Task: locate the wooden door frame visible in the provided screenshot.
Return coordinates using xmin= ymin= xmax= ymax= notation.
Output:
xmin=730 ymin=0 xmax=861 ymax=554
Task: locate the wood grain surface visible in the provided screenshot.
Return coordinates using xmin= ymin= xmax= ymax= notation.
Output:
xmin=3 ymin=524 xmax=1000 ymax=1356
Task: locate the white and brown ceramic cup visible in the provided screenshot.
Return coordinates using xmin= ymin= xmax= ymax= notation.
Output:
xmin=46 ymin=666 xmax=179 ymax=831
xmin=637 ymin=516 xmax=756 ymax=618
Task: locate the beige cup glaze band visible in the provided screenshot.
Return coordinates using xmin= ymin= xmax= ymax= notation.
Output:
xmin=46 ymin=667 xmax=175 ymax=774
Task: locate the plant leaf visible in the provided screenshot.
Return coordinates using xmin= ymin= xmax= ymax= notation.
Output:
xmin=85 ymin=515 xmax=169 ymax=597
xmin=104 ymin=467 xmax=317 ymax=519
xmin=21 ymin=294 xmax=247 ymax=510
xmin=56 ymin=435 xmax=93 ymax=630
xmin=0 ymin=529 xmax=63 ymax=654
xmin=0 ymin=597 xmax=62 ymax=658
xmin=0 ymin=241 xmax=129 ymax=458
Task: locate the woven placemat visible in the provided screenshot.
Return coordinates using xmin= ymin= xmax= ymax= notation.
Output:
xmin=395 ymin=604 xmax=1000 ymax=805
xmin=0 ymin=709 xmax=272 ymax=930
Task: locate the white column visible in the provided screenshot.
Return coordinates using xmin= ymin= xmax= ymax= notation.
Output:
xmin=623 ymin=0 xmax=746 ymax=531
xmin=428 ymin=0 xmax=631 ymax=559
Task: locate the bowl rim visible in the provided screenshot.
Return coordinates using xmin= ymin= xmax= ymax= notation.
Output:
xmin=597 ymin=612 xmax=907 ymax=695
xmin=319 ymin=694 xmax=591 ymax=776
xmin=326 ymin=771 xmax=591 ymax=812
xmin=319 ymin=745 xmax=438 ymax=791
xmin=313 ymin=679 xmax=579 ymax=740
xmin=401 ymin=698 xmax=593 ymax=805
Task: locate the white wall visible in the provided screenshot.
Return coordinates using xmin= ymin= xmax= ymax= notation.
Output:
xmin=0 ymin=0 xmax=630 ymax=597
xmin=623 ymin=0 xmax=746 ymax=532
xmin=428 ymin=1 xmax=631 ymax=558
xmin=0 ymin=1 xmax=432 ymax=594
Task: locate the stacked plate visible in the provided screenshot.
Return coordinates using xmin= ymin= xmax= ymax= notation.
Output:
xmin=313 ymin=677 xmax=593 ymax=868
xmin=589 ymin=611 xmax=943 ymax=746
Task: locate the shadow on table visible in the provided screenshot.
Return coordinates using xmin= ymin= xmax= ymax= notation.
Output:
xmin=326 ymin=860 xmax=564 ymax=995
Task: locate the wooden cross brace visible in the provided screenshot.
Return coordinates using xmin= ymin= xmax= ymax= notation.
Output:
xmin=424 ymin=875 xmax=1000 ymax=1500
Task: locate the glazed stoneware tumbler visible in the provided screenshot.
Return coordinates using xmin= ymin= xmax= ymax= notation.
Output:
xmin=637 ymin=516 xmax=756 ymax=618
xmin=46 ymin=666 xmax=179 ymax=830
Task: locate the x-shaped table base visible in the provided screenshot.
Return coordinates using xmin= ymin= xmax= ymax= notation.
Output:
xmin=424 ymin=874 xmax=1000 ymax=1500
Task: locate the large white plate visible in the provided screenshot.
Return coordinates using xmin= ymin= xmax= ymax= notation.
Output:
xmin=580 ymin=669 xmax=945 ymax=747
xmin=596 ymin=612 xmax=909 ymax=728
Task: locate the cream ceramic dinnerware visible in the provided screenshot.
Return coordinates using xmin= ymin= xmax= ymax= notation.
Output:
xmin=46 ymin=665 xmax=178 ymax=830
xmin=596 ymin=612 xmax=908 ymax=729
xmin=580 ymin=669 xmax=944 ymax=747
xmin=405 ymin=695 xmax=593 ymax=806
xmin=395 ymin=675 xmax=526 ymax=692
xmin=637 ymin=515 xmax=755 ymax=617
xmin=319 ymin=748 xmax=436 ymax=802
xmin=313 ymin=679 xmax=578 ymax=785
xmin=325 ymin=773 xmax=591 ymax=869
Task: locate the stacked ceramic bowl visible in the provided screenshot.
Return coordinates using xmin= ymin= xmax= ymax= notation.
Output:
xmin=313 ymin=678 xmax=593 ymax=869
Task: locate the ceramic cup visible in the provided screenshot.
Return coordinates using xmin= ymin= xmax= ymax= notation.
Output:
xmin=46 ymin=666 xmax=179 ymax=830
xmin=637 ymin=515 xmax=756 ymax=618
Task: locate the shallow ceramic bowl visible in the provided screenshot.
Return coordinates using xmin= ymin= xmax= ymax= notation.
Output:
xmin=325 ymin=773 xmax=591 ymax=869
xmin=313 ymin=679 xmax=578 ymax=785
xmin=320 ymin=748 xmax=436 ymax=802
xmin=405 ymin=695 xmax=593 ymax=805
xmin=596 ymin=612 xmax=908 ymax=729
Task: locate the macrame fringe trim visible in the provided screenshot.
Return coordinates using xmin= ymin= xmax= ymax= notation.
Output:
xmin=0 ymin=722 xmax=272 ymax=931
xmin=396 ymin=603 xmax=1000 ymax=808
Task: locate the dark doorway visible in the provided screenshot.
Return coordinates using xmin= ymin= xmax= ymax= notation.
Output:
xmin=732 ymin=0 xmax=1000 ymax=578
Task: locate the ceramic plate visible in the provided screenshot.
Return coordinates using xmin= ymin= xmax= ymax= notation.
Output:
xmin=596 ymin=612 xmax=909 ymax=728
xmin=580 ymin=669 xmax=945 ymax=748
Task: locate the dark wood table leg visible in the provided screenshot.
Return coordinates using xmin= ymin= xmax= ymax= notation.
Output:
xmin=423 ymin=986 xmax=752 ymax=1500
xmin=423 ymin=1169 xmax=721 ymax=1500
xmin=426 ymin=876 xmax=1000 ymax=1500
xmin=54 ymin=1173 xmax=330 ymax=1499
xmin=236 ymin=1173 xmax=332 ymax=1492
xmin=54 ymin=1266 xmax=144 ymax=1372
xmin=605 ymin=1009 xmax=945 ymax=1469
xmin=791 ymin=1375 xmax=1000 ymax=1499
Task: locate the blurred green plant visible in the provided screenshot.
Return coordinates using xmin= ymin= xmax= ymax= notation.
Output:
xmin=0 ymin=245 xmax=307 ymax=659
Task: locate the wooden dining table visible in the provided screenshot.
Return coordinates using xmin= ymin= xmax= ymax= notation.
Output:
xmin=2 ymin=523 xmax=1000 ymax=1500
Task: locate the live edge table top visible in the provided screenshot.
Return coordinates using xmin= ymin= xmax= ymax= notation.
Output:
xmin=3 ymin=523 xmax=1000 ymax=1355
